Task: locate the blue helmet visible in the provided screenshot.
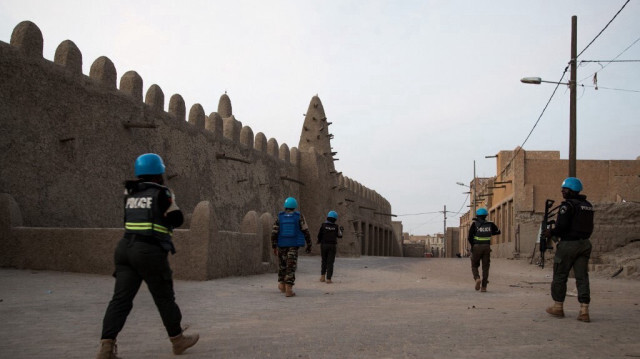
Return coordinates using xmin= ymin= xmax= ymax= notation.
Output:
xmin=327 ymin=210 xmax=338 ymax=220
xmin=134 ymin=153 xmax=165 ymax=176
xmin=284 ymin=197 xmax=298 ymax=210
xmin=476 ymin=208 xmax=488 ymax=216
xmin=561 ymin=177 xmax=583 ymax=192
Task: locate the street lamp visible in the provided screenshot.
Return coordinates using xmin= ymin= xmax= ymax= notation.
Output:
xmin=520 ymin=77 xmax=569 ymax=85
xmin=520 ymin=15 xmax=577 ymax=178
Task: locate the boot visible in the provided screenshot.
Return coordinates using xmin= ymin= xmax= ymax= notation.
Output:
xmin=285 ymin=284 xmax=296 ymax=297
xmin=170 ymin=330 xmax=200 ymax=355
xmin=577 ymin=303 xmax=590 ymax=322
xmin=546 ymin=301 xmax=565 ymax=317
xmin=320 ymin=275 xmax=325 ymax=282
xmin=481 ymin=287 xmax=487 ymax=292
xmin=326 ymin=278 xmax=333 ymax=284
xmin=278 ymin=282 xmax=285 ymax=292
xmin=95 ymin=339 xmax=121 ymax=359
xmin=475 ymin=278 xmax=481 ymax=291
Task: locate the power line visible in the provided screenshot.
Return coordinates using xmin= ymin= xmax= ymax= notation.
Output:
xmin=399 ymin=193 xmax=469 ymax=219
xmin=397 ymin=211 xmax=441 ymax=217
xmin=580 ymin=60 xmax=640 ymax=63
xmin=499 ymin=2 xmax=632 ymax=179
xmin=408 ymin=218 xmax=444 ymax=233
xmin=450 ymin=193 xmax=469 ymax=216
xmin=581 ymin=84 xmax=640 ymax=93
xmin=576 ymin=0 xmax=631 ymax=59
xmin=498 ymin=66 xmax=569 ymax=178
xmin=579 ymin=35 xmax=640 ymax=83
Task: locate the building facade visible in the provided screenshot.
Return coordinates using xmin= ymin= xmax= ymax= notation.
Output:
xmin=402 ymin=233 xmax=445 ymax=257
xmin=457 ymin=148 xmax=640 ymax=262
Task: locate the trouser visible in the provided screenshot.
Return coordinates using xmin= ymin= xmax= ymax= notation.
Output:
xmin=551 ymin=239 xmax=592 ymax=304
xmin=277 ymin=246 xmax=299 ymax=285
xmin=321 ymin=243 xmax=337 ymax=279
xmin=101 ymin=237 xmax=183 ymax=339
xmin=471 ymin=243 xmax=491 ymax=287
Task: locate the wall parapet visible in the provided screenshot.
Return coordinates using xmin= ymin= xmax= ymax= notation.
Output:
xmin=4 ymin=20 xmax=298 ymax=166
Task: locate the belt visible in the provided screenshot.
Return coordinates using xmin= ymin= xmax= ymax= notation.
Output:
xmin=124 ymin=233 xmax=159 ymax=246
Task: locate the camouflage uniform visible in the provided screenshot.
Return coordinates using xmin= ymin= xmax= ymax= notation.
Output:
xmin=271 ymin=210 xmax=311 ymax=285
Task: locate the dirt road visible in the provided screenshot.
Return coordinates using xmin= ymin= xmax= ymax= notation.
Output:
xmin=0 ymin=255 xmax=638 ymax=358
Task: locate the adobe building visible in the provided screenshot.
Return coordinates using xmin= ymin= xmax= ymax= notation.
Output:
xmin=457 ymin=148 xmax=640 ymax=269
xmin=0 ymin=21 xmax=401 ymax=280
xmin=444 ymin=227 xmax=460 ymax=258
xmin=402 ymin=233 xmax=446 ymax=258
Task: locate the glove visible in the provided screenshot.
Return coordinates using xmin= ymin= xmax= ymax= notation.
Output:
xmin=305 ymin=244 xmax=312 ymax=254
xmin=164 ymin=188 xmax=180 ymax=214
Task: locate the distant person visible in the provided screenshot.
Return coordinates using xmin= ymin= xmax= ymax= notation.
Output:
xmin=271 ymin=197 xmax=312 ymax=297
xmin=468 ymin=207 xmax=501 ymax=292
xmin=317 ymin=210 xmax=344 ymax=283
xmin=95 ymin=153 xmax=198 ymax=359
xmin=542 ymin=177 xmax=594 ymax=322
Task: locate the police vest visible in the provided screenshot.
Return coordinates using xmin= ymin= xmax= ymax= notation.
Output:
xmin=124 ymin=183 xmax=173 ymax=243
xmin=319 ymin=221 xmax=340 ymax=245
xmin=277 ymin=211 xmax=306 ymax=247
xmin=473 ymin=220 xmax=494 ymax=243
xmin=565 ymin=198 xmax=594 ymax=239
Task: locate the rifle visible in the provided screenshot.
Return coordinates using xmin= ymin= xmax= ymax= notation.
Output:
xmin=538 ymin=199 xmax=559 ymax=268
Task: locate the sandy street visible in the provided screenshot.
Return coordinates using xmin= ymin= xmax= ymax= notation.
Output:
xmin=0 ymin=255 xmax=639 ymax=358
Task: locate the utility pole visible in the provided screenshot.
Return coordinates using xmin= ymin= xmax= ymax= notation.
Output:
xmin=440 ymin=205 xmax=462 ymax=258
xmin=443 ymin=205 xmax=447 ymax=258
xmin=569 ymin=15 xmax=577 ymax=177
xmin=472 ymin=160 xmax=477 ymax=216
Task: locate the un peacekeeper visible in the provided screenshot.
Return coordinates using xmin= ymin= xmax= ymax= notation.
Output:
xmin=468 ymin=207 xmax=501 ymax=292
xmin=95 ymin=153 xmax=198 ymax=359
xmin=271 ymin=197 xmax=312 ymax=297
xmin=543 ymin=177 xmax=594 ymax=322
xmin=317 ymin=210 xmax=343 ymax=284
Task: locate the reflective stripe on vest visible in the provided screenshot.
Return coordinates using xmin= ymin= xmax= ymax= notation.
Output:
xmin=124 ymin=183 xmax=173 ymax=242
xmin=125 ymin=222 xmax=171 ymax=235
xmin=473 ymin=220 xmax=493 ymax=243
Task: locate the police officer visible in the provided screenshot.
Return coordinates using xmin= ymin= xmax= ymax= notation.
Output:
xmin=271 ymin=197 xmax=311 ymax=297
xmin=468 ymin=207 xmax=501 ymax=292
xmin=543 ymin=177 xmax=594 ymax=322
xmin=96 ymin=154 xmax=198 ymax=359
xmin=317 ymin=210 xmax=344 ymax=284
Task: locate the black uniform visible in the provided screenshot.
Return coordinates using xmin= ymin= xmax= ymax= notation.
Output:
xmin=317 ymin=219 xmax=343 ymax=280
xmin=100 ymin=181 xmax=185 ymax=339
xmin=468 ymin=217 xmax=501 ymax=288
xmin=549 ymin=194 xmax=594 ymax=304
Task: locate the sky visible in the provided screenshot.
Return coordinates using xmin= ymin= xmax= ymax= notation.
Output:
xmin=1 ymin=0 xmax=639 ymax=235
